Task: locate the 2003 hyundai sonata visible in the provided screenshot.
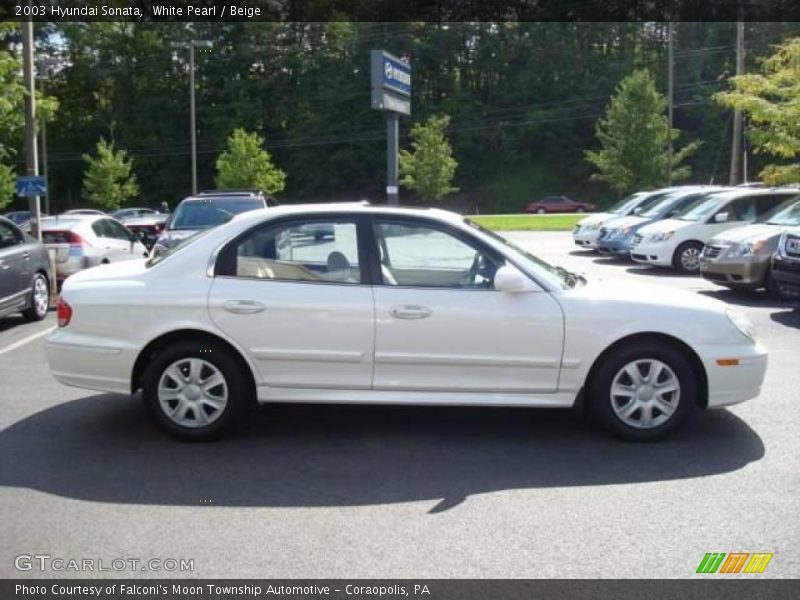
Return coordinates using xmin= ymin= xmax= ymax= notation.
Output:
xmin=46 ymin=204 xmax=767 ymax=441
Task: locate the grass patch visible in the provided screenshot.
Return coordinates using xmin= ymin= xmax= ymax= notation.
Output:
xmin=468 ymin=214 xmax=585 ymax=231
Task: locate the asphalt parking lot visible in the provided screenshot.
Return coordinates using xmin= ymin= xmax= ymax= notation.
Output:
xmin=1 ymin=231 xmax=798 ymax=579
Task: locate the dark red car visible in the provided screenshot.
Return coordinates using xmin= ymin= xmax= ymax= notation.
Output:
xmin=524 ymin=196 xmax=596 ymax=214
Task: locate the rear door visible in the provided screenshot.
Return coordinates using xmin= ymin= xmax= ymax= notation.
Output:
xmin=0 ymin=220 xmax=27 ymax=308
xmin=370 ymin=217 xmax=564 ymax=393
xmin=208 ymin=214 xmax=375 ymax=390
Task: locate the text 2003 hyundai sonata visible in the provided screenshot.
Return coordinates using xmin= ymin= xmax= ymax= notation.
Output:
xmin=46 ymin=204 xmax=767 ymax=441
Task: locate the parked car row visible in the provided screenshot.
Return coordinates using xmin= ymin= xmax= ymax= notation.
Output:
xmin=572 ymin=185 xmax=800 ymax=297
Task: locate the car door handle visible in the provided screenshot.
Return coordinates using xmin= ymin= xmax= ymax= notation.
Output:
xmin=21 ymin=251 xmax=30 ymax=259
xmin=390 ymin=305 xmax=432 ymax=320
xmin=223 ymin=300 xmax=266 ymax=314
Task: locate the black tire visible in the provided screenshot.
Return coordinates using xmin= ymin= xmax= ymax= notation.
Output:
xmin=142 ymin=341 xmax=253 ymax=440
xmin=21 ymin=273 xmax=49 ymax=322
xmin=587 ymin=341 xmax=698 ymax=441
xmin=672 ymin=241 xmax=704 ymax=274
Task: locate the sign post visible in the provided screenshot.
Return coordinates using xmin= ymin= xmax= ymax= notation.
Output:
xmin=371 ymin=50 xmax=411 ymax=205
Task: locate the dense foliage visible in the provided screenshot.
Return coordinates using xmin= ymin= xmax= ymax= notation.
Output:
xmin=2 ymin=22 xmax=799 ymax=213
xmin=715 ymin=37 xmax=800 ymax=185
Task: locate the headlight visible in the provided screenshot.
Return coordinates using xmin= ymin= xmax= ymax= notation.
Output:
xmin=726 ymin=308 xmax=756 ymax=341
xmin=650 ymin=230 xmax=675 ymax=242
xmin=733 ymin=239 xmax=768 ymax=257
xmin=588 ymin=222 xmax=602 ymax=230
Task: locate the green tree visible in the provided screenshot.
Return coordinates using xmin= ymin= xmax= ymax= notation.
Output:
xmin=399 ymin=115 xmax=459 ymax=201
xmin=585 ymin=69 xmax=700 ymax=195
xmin=715 ymin=37 xmax=800 ymax=185
xmin=81 ymin=138 xmax=139 ymax=209
xmin=215 ymin=128 xmax=286 ymax=194
xmin=0 ymin=163 xmax=15 ymax=209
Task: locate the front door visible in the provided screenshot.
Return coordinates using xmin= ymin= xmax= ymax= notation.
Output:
xmin=208 ymin=216 xmax=375 ymax=390
xmin=370 ymin=218 xmax=564 ymax=394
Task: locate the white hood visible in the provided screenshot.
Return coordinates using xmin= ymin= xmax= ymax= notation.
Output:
xmin=578 ymin=212 xmax=612 ymax=227
xmin=637 ymin=218 xmax=690 ymax=236
xmin=602 ymin=215 xmax=649 ymax=231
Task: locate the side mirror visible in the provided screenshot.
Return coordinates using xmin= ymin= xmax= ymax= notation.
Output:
xmin=714 ymin=212 xmax=729 ymax=223
xmin=494 ymin=264 xmax=538 ymax=293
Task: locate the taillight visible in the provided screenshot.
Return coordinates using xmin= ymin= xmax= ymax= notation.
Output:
xmin=66 ymin=231 xmax=91 ymax=247
xmin=57 ymin=298 xmax=72 ymax=327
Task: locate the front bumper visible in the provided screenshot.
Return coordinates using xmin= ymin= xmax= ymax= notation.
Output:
xmin=596 ymin=238 xmax=634 ymax=256
xmin=629 ymin=240 xmax=673 ymax=267
xmin=771 ymin=254 xmax=800 ymax=297
xmin=700 ymin=341 xmax=768 ymax=408
xmin=699 ymin=255 xmax=769 ymax=288
xmin=573 ymin=227 xmax=601 ymax=248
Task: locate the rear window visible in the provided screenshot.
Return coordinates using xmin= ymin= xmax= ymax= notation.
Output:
xmin=42 ymin=231 xmax=73 ymax=244
xmin=170 ymin=198 xmax=264 ymax=230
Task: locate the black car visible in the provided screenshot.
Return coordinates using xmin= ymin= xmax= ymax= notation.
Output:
xmin=772 ymin=227 xmax=800 ymax=299
xmin=0 ymin=216 xmax=52 ymax=321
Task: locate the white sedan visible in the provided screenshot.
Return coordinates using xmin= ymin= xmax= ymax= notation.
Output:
xmin=46 ymin=204 xmax=767 ymax=441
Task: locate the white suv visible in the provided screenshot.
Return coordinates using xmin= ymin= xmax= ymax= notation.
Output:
xmin=630 ymin=189 xmax=798 ymax=274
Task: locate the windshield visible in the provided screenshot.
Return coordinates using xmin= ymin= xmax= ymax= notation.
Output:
xmin=145 ymin=227 xmax=215 ymax=268
xmin=609 ymin=193 xmax=646 ymax=215
xmin=676 ymin=195 xmax=725 ymax=221
xmin=465 ymin=219 xmax=584 ymax=289
xmin=170 ymin=198 xmax=263 ymax=230
xmin=765 ymin=199 xmax=800 ymax=226
xmin=639 ymin=192 xmax=685 ymax=218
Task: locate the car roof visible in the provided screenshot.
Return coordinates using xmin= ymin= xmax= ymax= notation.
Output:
xmin=226 ymin=202 xmax=465 ymax=228
xmin=700 ymin=187 xmax=800 ymax=201
xmin=41 ymin=215 xmax=110 ymax=230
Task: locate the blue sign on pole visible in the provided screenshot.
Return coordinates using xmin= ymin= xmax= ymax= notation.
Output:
xmin=15 ymin=176 xmax=47 ymax=197
xmin=381 ymin=55 xmax=411 ymax=97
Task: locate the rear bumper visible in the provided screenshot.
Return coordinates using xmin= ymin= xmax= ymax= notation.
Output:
xmin=629 ymin=241 xmax=673 ymax=267
xmin=700 ymin=256 xmax=769 ymax=288
xmin=45 ymin=329 xmax=137 ymax=395
xmin=700 ymin=341 xmax=768 ymax=408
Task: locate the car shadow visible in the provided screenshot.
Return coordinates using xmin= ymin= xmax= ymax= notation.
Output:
xmin=0 ymin=395 xmax=764 ymax=512
xmin=770 ymin=308 xmax=800 ymax=328
xmin=0 ymin=315 xmax=26 ymax=333
xmin=698 ymin=289 xmax=800 ymax=310
xmin=568 ymin=250 xmax=597 ymax=257
xmin=625 ymin=265 xmax=695 ymax=278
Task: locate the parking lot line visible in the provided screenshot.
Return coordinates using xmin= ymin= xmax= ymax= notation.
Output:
xmin=0 ymin=326 xmax=55 ymax=356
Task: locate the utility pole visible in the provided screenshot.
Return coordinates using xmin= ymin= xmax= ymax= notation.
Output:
xmin=39 ymin=77 xmax=50 ymax=215
xmin=386 ymin=113 xmax=399 ymax=204
xmin=172 ymin=40 xmax=212 ymax=195
xmin=21 ymin=19 xmax=41 ymax=239
xmin=729 ymin=19 xmax=745 ymax=185
xmin=667 ymin=21 xmax=674 ymax=185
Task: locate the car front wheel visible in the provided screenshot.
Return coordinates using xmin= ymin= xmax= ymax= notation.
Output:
xmin=536 ymin=208 xmax=546 ymax=214
xmin=21 ymin=273 xmax=49 ymax=322
xmin=588 ymin=341 xmax=697 ymax=441
xmin=672 ymin=241 xmax=704 ymax=274
xmin=142 ymin=341 xmax=253 ymax=440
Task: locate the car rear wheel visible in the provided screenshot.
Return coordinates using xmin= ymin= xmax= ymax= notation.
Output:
xmin=536 ymin=208 xmax=546 ymax=214
xmin=142 ymin=341 xmax=253 ymax=440
xmin=588 ymin=341 xmax=697 ymax=441
xmin=672 ymin=241 xmax=704 ymax=274
xmin=21 ymin=273 xmax=49 ymax=322
xmin=576 ymin=207 xmax=585 ymax=213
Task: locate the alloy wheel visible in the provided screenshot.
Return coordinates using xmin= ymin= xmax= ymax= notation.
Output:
xmin=680 ymin=247 xmax=701 ymax=272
